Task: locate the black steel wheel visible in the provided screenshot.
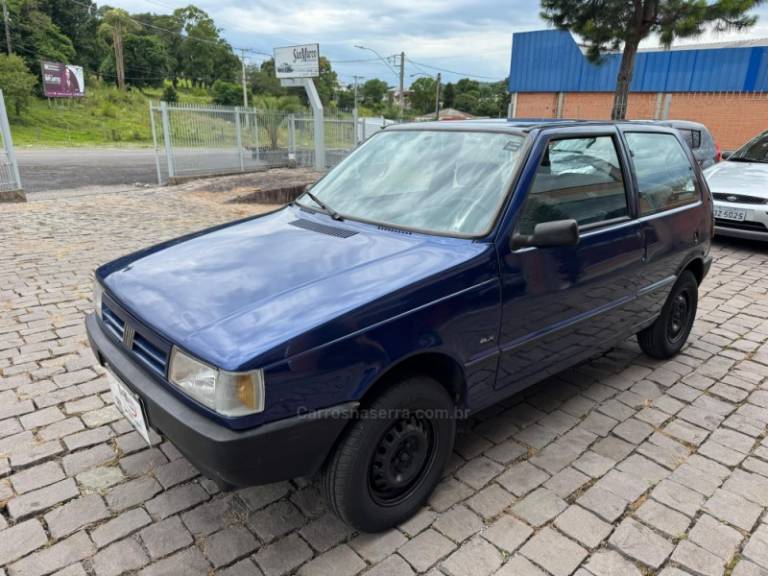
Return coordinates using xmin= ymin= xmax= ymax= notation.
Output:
xmin=638 ymin=270 xmax=698 ymax=359
xmin=322 ymin=375 xmax=456 ymax=532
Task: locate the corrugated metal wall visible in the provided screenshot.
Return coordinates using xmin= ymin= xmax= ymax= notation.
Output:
xmin=508 ymin=30 xmax=768 ymax=93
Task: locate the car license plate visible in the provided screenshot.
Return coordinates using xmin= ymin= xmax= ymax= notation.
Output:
xmin=714 ymin=206 xmax=748 ymax=222
xmin=106 ymin=368 xmax=151 ymax=444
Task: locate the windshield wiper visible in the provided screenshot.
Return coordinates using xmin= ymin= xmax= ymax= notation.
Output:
xmin=302 ymin=190 xmax=343 ymax=221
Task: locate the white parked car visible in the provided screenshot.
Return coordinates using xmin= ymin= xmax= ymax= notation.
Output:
xmin=704 ymin=131 xmax=768 ymax=241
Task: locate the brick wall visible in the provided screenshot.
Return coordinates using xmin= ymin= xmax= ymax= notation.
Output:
xmin=513 ymin=91 xmax=767 ymax=149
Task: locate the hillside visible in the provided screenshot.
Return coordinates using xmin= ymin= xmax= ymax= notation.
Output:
xmin=10 ymin=85 xmax=212 ymax=148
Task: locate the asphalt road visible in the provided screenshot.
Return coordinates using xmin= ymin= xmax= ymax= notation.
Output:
xmin=17 ymin=147 xmax=159 ymax=193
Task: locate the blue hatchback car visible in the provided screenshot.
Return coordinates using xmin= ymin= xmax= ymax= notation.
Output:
xmin=87 ymin=120 xmax=713 ymax=531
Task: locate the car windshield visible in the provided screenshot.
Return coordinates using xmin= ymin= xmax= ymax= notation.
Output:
xmin=730 ymin=132 xmax=768 ymax=163
xmin=297 ymin=129 xmax=527 ymax=236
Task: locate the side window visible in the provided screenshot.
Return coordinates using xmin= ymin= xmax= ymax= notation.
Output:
xmin=517 ymin=136 xmax=628 ymax=235
xmin=679 ymin=129 xmax=701 ymax=150
xmin=625 ymin=132 xmax=698 ymax=215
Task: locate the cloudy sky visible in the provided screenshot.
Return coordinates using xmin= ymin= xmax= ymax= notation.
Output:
xmin=109 ymin=0 xmax=768 ymax=86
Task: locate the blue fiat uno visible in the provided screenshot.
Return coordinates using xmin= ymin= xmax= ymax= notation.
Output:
xmin=87 ymin=120 xmax=713 ymax=531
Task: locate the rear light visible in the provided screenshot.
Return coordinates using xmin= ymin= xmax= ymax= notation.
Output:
xmin=715 ymin=143 xmax=722 ymax=163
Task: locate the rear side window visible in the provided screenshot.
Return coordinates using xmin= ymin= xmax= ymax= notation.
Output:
xmin=625 ymin=132 xmax=698 ymax=215
xmin=680 ymin=129 xmax=702 ymax=149
xmin=517 ymin=136 xmax=628 ymax=234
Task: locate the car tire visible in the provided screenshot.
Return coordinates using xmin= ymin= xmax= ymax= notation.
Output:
xmin=322 ymin=375 xmax=456 ymax=532
xmin=637 ymin=270 xmax=698 ymax=359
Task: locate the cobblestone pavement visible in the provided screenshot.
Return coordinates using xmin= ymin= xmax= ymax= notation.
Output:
xmin=3 ymin=188 xmax=768 ymax=576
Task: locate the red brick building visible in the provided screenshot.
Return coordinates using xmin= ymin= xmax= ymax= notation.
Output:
xmin=508 ymin=31 xmax=768 ymax=149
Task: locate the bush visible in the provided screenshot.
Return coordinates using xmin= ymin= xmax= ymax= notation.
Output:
xmin=212 ymin=80 xmax=244 ymax=106
xmin=0 ymin=54 xmax=37 ymax=117
xmin=162 ymin=84 xmax=178 ymax=103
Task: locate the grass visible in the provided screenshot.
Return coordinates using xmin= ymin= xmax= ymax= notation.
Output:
xmin=9 ymin=82 xmax=213 ymax=148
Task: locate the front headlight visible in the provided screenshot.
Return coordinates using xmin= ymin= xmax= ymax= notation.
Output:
xmin=93 ymin=276 xmax=103 ymax=320
xmin=169 ymin=348 xmax=265 ymax=417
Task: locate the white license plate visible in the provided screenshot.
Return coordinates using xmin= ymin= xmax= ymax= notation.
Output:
xmin=107 ymin=368 xmax=151 ymax=444
xmin=714 ymin=206 xmax=748 ymax=222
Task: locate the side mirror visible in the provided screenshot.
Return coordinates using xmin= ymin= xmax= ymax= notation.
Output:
xmin=512 ymin=219 xmax=580 ymax=249
xmin=721 ymin=150 xmax=731 ymax=160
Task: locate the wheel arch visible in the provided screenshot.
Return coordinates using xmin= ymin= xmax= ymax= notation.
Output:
xmin=681 ymin=256 xmax=705 ymax=285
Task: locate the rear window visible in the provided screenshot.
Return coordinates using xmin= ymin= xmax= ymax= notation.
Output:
xmin=625 ymin=132 xmax=698 ymax=215
xmin=680 ymin=129 xmax=702 ymax=150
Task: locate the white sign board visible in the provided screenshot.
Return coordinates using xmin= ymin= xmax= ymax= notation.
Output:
xmin=274 ymin=44 xmax=320 ymax=78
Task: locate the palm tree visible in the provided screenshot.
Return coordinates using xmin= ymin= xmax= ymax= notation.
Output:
xmin=98 ymin=9 xmax=139 ymax=90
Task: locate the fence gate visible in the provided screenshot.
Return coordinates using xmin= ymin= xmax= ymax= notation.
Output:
xmin=0 ymin=90 xmax=23 ymax=201
xmin=149 ymin=101 xmax=360 ymax=185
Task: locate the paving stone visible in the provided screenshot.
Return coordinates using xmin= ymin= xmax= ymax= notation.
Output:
xmin=591 ymin=435 xmax=634 ymax=462
xmin=528 ymin=442 xmax=580 ymax=475
xmin=543 ymin=466 xmax=590 ymax=498
xmin=398 ymin=508 xmax=436 ymax=537
xmin=612 ymin=418 xmax=654 ymax=444
xmin=484 ymin=438 xmax=527 ymax=464
xmin=119 ymin=448 xmax=168 ymax=477
xmin=139 ymin=515 xmax=193 ymax=559
xmin=248 ymin=499 xmax=306 ymax=542
xmin=732 ymin=560 xmax=768 ymax=576
xmin=441 ymin=536 xmax=503 ymax=576
xmin=0 ymin=519 xmax=48 ymax=566
xmin=138 ymin=547 xmax=210 ymax=576
xmin=153 ymin=458 xmax=198 ymax=489
xmin=145 ymin=483 xmax=208 ymax=519
xmin=63 ymin=426 xmax=113 ymax=451
xmin=608 ymin=517 xmax=673 ymax=569
xmin=399 ymin=529 xmax=456 ymax=573
xmin=584 ymin=550 xmax=643 ymax=576
xmin=362 ymin=555 xmax=414 ymax=576
xmin=742 ymin=524 xmax=768 ymax=570
xmin=617 ymin=454 xmax=669 ymax=485
xmin=455 ymin=456 xmax=503 ymax=489
xmin=106 ymin=476 xmax=162 ymax=512
xmin=465 ymin=484 xmax=516 ymax=519
xmin=572 ymin=451 xmax=615 ymax=478
xmin=432 ymin=504 xmax=482 ymax=543
xmin=9 ymin=531 xmax=95 ymax=576
xmin=577 ymin=484 xmax=629 ymax=522
xmin=519 ymin=527 xmax=587 ymax=576
xmin=45 ymin=494 xmax=110 ymax=539
xmin=651 ymin=479 xmax=705 ymax=517
xmin=663 ymin=418 xmax=710 ymax=446
xmin=7 ymin=477 xmax=79 ymax=520
xmin=704 ymin=489 xmax=763 ymax=531
xmin=496 ymin=461 xmax=549 ymax=496
xmin=299 ymin=511 xmax=355 ymax=552
xmin=428 ymin=477 xmax=474 ymax=511
xmin=580 ymin=411 xmax=618 ymax=437
xmin=9 ymin=460 xmax=65 ymax=494
xmin=699 ymin=439 xmax=747 ymax=466
xmin=595 ymin=469 xmax=649 ymax=502
xmin=688 ymin=513 xmax=743 ymax=562
xmin=671 ymin=540 xmax=725 ymax=576
xmin=181 ymin=495 xmax=239 ymax=536
xmin=62 ymin=443 xmax=115 ymax=476
xmin=554 ymin=504 xmax=611 ymax=548
xmin=92 ymin=537 xmax=149 ymax=576
xmin=482 ymin=514 xmax=533 ymax=553
xmin=76 ymin=465 xmax=124 ymax=492
xmin=723 ymin=469 xmax=768 ymax=506
xmin=495 ymin=555 xmax=546 ymax=576
xmin=218 ymin=559 xmax=265 ymax=576
xmin=201 ymin=526 xmax=258 ymax=568
xmin=511 ymin=487 xmax=567 ymax=527
xmin=634 ymin=499 xmax=690 ymax=538
xmin=350 ymin=529 xmax=408 ymax=564
xmin=91 ymin=508 xmax=152 ymax=548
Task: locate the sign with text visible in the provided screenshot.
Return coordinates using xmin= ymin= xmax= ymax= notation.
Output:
xmin=41 ymin=61 xmax=85 ymax=98
xmin=274 ymin=44 xmax=320 ymax=78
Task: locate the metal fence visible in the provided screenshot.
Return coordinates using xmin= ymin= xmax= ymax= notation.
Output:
xmin=150 ymin=102 xmax=390 ymax=184
xmin=0 ymin=90 xmax=23 ymax=200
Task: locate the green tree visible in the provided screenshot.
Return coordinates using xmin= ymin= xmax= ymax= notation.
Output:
xmin=361 ymin=78 xmax=388 ymax=107
xmin=98 ymin=8 xmax=140 ymax=90
xmin=100 ymin=34 xmax=169 ymax=88
xmin=253 ymin=95 xmax=303 ymax=149
xmin=175 ymin=6 xmax=238 ymax=86
xmin=442 ymin=82 xmax=455 ymax=108
xmin=0 ymin=54 xmax=37 ymax=116
xmin=315 ymin=57 xmax=338 ymax=106
xmin=6 ymin=0 xmax=76 ymax=71
xmin=211 ymin=80 xmax=243 ymax=105
xmin=542 ymin=0 xmax=764 ymax=119
xmin=409 ymin=76 xmax=437 ymax=114
xmin=250 ymin=59 xmax=285 ymax=97
xmin=38 ymin=0 xmax=102 ymax=73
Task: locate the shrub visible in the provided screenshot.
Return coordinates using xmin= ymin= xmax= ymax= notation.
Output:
xmin=162 ymin=84 xmax=178 ymax=103
xmin=0 ymin=54 xmax=37 ymax=117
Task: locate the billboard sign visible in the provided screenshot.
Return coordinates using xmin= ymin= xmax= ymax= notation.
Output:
xmin=41 ymin=61 xmax=85 ymax=97
xmin=274 ymin=44 xmax=320 ymax=78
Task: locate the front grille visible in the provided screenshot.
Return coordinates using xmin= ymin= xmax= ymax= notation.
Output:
xmin=102 ymin=300 xmax=170 ymax=376
xmin=102 ymin=306 xmax=125 ymax=340
xmin=713 ymin=193 xmax=768 ymax=205
xmin=715 ymin=218 xmax=768 ymax=232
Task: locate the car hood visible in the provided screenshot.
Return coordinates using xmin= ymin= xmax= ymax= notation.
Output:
xmin=101 ymin=206 xmax=490 ymax=370
xmin=704 ymin=160 xmax=768 ymax=198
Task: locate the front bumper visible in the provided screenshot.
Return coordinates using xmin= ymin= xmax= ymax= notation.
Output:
xmin=86 ymin=313 xmax=356 ymax=487
xmin=713 ymin=200 xmax=768 ymax=241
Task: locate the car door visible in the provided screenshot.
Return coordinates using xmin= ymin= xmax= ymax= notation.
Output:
xmin=495 ymin=128 xmax=645 ymax=393
xmin=622 ymin=128 xmax=706 ymax=313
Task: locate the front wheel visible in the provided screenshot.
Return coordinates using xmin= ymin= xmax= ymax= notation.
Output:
xmin=637 ymin=270 xmax=698 ymax=359
xmin=322 ymin=375 xmax=456 ymax=532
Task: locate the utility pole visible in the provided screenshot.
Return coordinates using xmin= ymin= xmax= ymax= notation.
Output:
xmin=1 ymin=0 xmax=10 ymax=55
xmin=434 ymin=72 xmax=441 ymax=121
xmin=398 ymin=51 xmax=405 ymax=115
xmin=352 ymin=75 xmax=364 ymax=112
xmin=240 ymin=49 xmax=249 ymax=108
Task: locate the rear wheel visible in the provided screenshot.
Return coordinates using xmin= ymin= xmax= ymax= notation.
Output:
xmin=638 ymin=270 xmax=698 ymax=359
xmin=322 ymin=375 xmax=456 ymax=532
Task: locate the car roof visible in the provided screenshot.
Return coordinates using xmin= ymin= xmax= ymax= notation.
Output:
xmin=642 ymin=119 xmax=710 ymax=131
xmin=389 ymin=118 xmax=676 ymax=133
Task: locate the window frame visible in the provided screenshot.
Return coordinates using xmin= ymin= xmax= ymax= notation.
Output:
xmin=513 ymin=131 xmax=634 ymax=238
xmin=622 ymin=130 xmax=702 ymax=218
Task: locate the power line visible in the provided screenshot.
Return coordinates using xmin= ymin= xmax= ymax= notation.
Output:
xmin=405 ymin=58 xmax=501 ymax=81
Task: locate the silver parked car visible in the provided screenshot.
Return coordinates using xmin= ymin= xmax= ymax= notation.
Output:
xmin=654 ymin=120 xmax=721 ymax=169
xmin=704 ymin=130 xmax=768 ymax=241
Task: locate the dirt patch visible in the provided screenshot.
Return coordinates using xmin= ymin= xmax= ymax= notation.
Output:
xmin=174 ymin=168 xmax=323 ymax=204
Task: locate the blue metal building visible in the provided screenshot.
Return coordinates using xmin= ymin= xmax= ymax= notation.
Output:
xmin=508 ymin=30 xmax=768 ymax=93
